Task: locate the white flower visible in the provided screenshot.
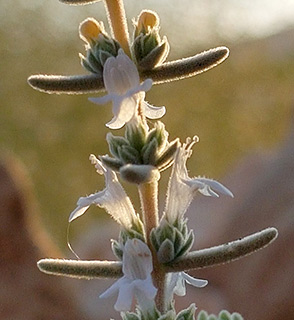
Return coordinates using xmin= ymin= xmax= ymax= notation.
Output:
xmin=172 ymin=272 xmax=208 ymax=296
xmin=165 ymin=272 xmax=207 ymax=305
xmin=69 ymin=154 xmax=138 ymax=230
xmin=89 ymin=49 xmax=165 ymax=129
xmin=100 ymin=239 xmax=157 ymax=312
xmin=164 ymin=136 xmax=234 ymax=224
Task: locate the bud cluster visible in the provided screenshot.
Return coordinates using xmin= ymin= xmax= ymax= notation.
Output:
xmin=101 ymin=121 xmax=178 ymax=184
xmin=151 ymin=218 xmax=194 ymax=263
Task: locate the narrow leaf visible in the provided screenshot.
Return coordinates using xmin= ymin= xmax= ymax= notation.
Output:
xmin=28 ymin=74 xmax=104 ymax=94
xmin=37 ymin=258 xmax=122 ymax=279
xmin=165 ymin=227 xmax=278 ymax=272
xmin=141 ymin=47 xmax=229 ymax=84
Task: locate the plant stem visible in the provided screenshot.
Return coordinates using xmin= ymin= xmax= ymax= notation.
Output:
xmin=138 ymin=181 xmax=159 ymax=242
xmin=138 ymin=180 xmax=166 ymax=312
xmin=103 ymin=0 xmax=131 ymax=56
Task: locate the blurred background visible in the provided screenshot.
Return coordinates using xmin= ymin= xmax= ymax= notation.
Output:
xmin=1 ymin=0 xmax=294 ymax=319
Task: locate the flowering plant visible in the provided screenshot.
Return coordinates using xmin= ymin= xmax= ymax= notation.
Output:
xmin=29 ymin=0 xmax=278 ymax=319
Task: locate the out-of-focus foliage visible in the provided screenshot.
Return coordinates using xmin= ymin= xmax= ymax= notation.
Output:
xmin=1 ymin=0 xmax=293 ymax=247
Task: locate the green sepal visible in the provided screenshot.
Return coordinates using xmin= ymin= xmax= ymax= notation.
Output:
xmin=125 ymin=123 xmax=147 ymax=152
xmin=158 ymin=310 xmax=176 ymax=320
xmin=86 ymin=50 xmax=103 ymax=74
xmin=175 ymin=303 xmax=196 ymax=320
xmin=157 ymin=238 xmax=175 ymax=263
xmin=142 ymin=137 xmax=158 ymax=165
xmin=98 ymin=50 xmax=114 ymax=66
xmin=100 ymin=155 xmax=123 ymax=171
xmin=155 ymin=138 xmax=179 ymax=171
xmin=111 ymin=239 xmax=123 ymax=260
xmin=122 ymin=312 xmax=141 ymax=320
xmin=138 ymin=39 xmax=170 ymax=70
xmin=176 ymin=229 xmax=194 ymax=258
xmin=118 ymin=145 xmax=141 ymax=164
xmin=107 ymin=133 xmax=130 ymax=158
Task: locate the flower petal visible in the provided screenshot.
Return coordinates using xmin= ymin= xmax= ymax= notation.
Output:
xmin=68 ymin=155 xmax=137 ymax=229
xmin=68 ymin=204 xmax=90 ymax=222
xmin=123 ymin=239 xmax=153 ymax=279
xmin=181 ymin=272 xmax=208 ymax=288
xmin=114 ymin=281 xmax=135 ymax=311
xmin=143 ymin=101 xmax=166 ymax=119
xmin=194 ymin=177 xmax=234 ymax=198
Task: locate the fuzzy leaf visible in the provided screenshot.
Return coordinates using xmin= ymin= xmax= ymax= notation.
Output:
xmin=28 ymin=74 xmax=104 ymax=94
xmin=141 ymin=47 xmax=229 ymax=84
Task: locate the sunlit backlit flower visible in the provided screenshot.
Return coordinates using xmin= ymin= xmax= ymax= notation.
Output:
xmin=100 ymin=238 xmax=157 ymax=312
xmin=69 ymin=154 xmax=138 ymax=230
xmin=89 ymin=49 xmax=165 ymax=129
xmin=164 ymin=136 xmax=233 ymax=224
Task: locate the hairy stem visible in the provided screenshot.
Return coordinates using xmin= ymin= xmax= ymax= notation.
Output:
xmin=103 ymin=0 xmax=131 ymax=56
xmin=138 ymin=180 xmax=166 ymax=312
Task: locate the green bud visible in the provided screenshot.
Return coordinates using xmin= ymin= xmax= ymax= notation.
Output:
xmin=197 ymin=311 xmax=209 ymax=320
xmin=79 ymin=18 xmax=121 ymax=74
xmin=132 ymin=10 xmax=169 ymax=70
xmin=157 ymin=238 xmax=175 ymax=263
xmin=219 ymin=311 xmax=231 ymax=320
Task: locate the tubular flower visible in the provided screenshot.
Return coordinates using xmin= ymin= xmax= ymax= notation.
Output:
xmin=89 ymin=49 xmax=165 ymax=129
xmin=100 ymin=239 xmax=157 ymax=312
xmin=164 ymin=272 xmax=207 ymax=307
xmin=69 ymin=154 xmax=138 ymax=230
xmin=164 ymin=136 xmax=233 ymax=224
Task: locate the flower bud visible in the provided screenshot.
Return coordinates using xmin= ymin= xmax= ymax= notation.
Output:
xmin=132 ymin=10 xmax=169 ymax=70
xmin=79 ymin=18 xmax=105 ymax=45
xmin=79 ymin=18 xmax=121 ymax=75
xmin=134 ymin=10 xmax=159 ymax=38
